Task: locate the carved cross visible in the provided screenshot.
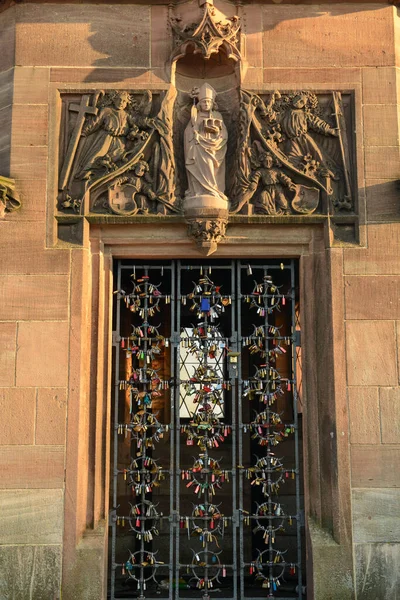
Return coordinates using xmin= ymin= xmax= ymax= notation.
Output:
xmin=59 ymin=95 xmax=98 ymax=191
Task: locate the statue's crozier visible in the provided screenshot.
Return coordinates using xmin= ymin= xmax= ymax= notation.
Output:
xmin=184 ymin=83 xmax=228 ymax=211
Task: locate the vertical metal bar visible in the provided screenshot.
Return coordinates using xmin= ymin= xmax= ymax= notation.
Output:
xmin=169 ymin=263 xmax=176 ymax=600
xmin=110 ymin=260 xmax=122 ymax=600
xmin=291 ymin=260 xmax=302 ymax=599
xmin=230 ymin=260 xmax=238 ymax=600
xmin=175 ymin=259 xmax=182 ymax=600
xmin=237 ymin=261 xmax=244 ymax=600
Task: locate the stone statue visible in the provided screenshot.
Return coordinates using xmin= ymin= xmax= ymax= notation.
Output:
xmin=184 ymin=83 xmax=228 ymax=206
xmin=75 ymin=91 xmax=149 ymax=181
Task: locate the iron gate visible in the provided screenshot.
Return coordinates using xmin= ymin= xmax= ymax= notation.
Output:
xmin=110 ymin=260 xmax=303 ymax=599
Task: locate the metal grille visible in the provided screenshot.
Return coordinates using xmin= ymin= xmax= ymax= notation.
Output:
xmin=110 ymin=260 xmax=303 ymax=599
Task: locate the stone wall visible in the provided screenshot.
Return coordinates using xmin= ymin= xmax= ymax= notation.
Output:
xmin=0 ymin=2 xmax=399 ymax=598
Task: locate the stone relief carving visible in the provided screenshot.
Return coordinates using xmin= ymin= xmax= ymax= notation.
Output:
xmin=58 ymin=87 xmax=179 ymax=216
xmin=231 ymin=90 xmax=353 ymax=216
xmin=170 ymin=0 xmax=241 ymax=63
xmin=56 ymin=0 xmax=357 ymax=252
xmin=0 ymin=176 xmax=21 ymax=219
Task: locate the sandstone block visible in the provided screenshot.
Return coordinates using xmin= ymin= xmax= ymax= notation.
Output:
xmin=36 ymin=388 xmax=67 ymax=445
xmin=348 ymin=387 xmax=380 ymax=444
xmin=353 ymin=488 xmax=400 ymax=543
xmin=262 ymin=5 xmax=395 ymax=69
xmin=12 ymin=104 xmax=48 ymax=147
xmin=0 ymin=322 xmax=16 ymax=386
xmin=15 ymin=5 xmax=150 ymax=68
xmin=355 ymin=543 xmax=400 ymax=600
xmin=263 ymin=67 xmax=361 ymax=86
xmin=16 ymin=321 xmax=69 ymax=387
xmin=0 ymin=445 xmax=64 ymax=488
xmin=0 ymin=275 xmax=68 ymax=320
xmin=6 ymin=179 xmax=47 ymax=222
xmin=351 ymin=445 xmax=400 ymax=487
xmin=0 ymin=222 xmax=70 ymax=273
xmin=346 ymin=321 xmax=397 ymax=386
xmin=345 ymin=276 xmax=400 ymax=320
xmin=13 ymin=66 xmax=50 ymax=105
xmin=244 ymin=5 xmax=263 ymax=68
xmin=0 ymin=105 xmax=12 ymax=151
xmin=0 ymin=21 xmax=15 ymax=73
xmin=365 ymin=146 xmax=400 ymax=180
xmin=362 ymin=66 xmax=398 ymax=105
xmin=0 ymin=69 xmax=13 ymax=112
xmin=0 ymin=545 xmax=62 ymax=600
xmin=50 ymin=67 xmax=150 ymax=84
xmin=0 ymin=489 xmax=63 ymax=544
xmin=365 ymin=179 xmax=399 ymax=223
xmin=151 ymin=5 xmax=170 ymax=68
xmin=0 ymin=388 xmax=35 ymax=445
xmin=344 ymin=223 xmax=400 ymax=275
xmin=10 ymin=145 xmax=47 ymax=179
xmin=363 ymin=105 xmax=400 ymax=147
xmin=380 ymin=387 xmax=400 ymax=444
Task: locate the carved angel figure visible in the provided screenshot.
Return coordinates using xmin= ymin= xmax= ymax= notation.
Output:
xmin=75 ymin=91 xmax=151 ymax=180
xmin=279 ymin=92 xmax=338 ymax=172
xmin=184 ymin=83 xmax=228 ymax=202
xmin=250 ymin=147 xmax=296 ymax=215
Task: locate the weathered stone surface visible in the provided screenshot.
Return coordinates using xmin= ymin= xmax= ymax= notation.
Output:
xmin=62 ymin=524 xmax=107 ymax=600
xmin=365 ymin=179 xmax=399 ymax=223
xmin=263 ymin=67 xmax=361 ymax=85
xmin=344 ymin=224 xmax=400 ymax=275
xmin=16 ymin=321 xmax=69 ymax=387
xmin=0 ymin=275 xmax=68 ymax=320
xmin=353 ymin=488 xmax=400 ymax=543
xmin=355 ymin=543 xmax=400 ymax=600
xmin=345 ymin=276 xmax=400 ymax=320
xmin=244 ymin=4 xmax=263 ymax=68
xmin=0 ymin=489 xmax=63 ymax=544
xmin=151 ymin=5 xmax=170 ymax=68
xmin=0 ymin=222 xmax=70 ymax=273
xmin=262 ymin=5 xmax=395 ymax=68
xmin=351 ymin=445 xmax=400 ymax=488
xmin=0 ymin=105 xmax=12 ymax=151
xmin=0 ymin=388 xmax=35 ymax=445
xmin=307 ymin=519 xmax=354 ymax=600
xmin=362 ymin=66 xmax=399 ymax=104
xmin=50 ymin=67 xmax=150 ymax=84
xmin=13 ymin=66 xmax=50 ymax=104
xmin=365 ymin=146 xmax=400 ymax=179
xmin=363 ymin=104 xmax=400 ymax=147
xmin=346 ymin=321 xmax=397 ymax=386
xmin=0 ymin=9 xmax=16 ymax=73
xmin=0 ymin=445 xmax=65 ymax=488
xmin=10 ymin=145 xmax=48 ymax=179
xmin=12 ymin=104 xmax=48 ymax=147
xmin=348 ymin=387 xmax=380 ymax=444
xmin=36 ymin=388 xmax=67 ymax=445
xmin=0 ymin=68 xmax=13 ymax=112
xmin=0 ymin=322 xmax=16 ymax=386
xmin=6 ymin=179 xmax=46 ymax=222
xmin=0 ymin=545 xmax=62 ymax=600
xmin=380 ymin=387 xmax=400 ymax=444
xmin=15 ymin=5 xmax=150 ymax=68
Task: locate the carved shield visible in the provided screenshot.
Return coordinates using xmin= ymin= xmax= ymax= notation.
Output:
xmin=291 ymin=185 xmax=319 ymax=214
xmin=108 ymin=183 xmax=138 ymax=216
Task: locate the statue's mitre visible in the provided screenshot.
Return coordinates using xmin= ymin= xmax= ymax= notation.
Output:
xmin=198 ymin=83 xmax=217 ymax=102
